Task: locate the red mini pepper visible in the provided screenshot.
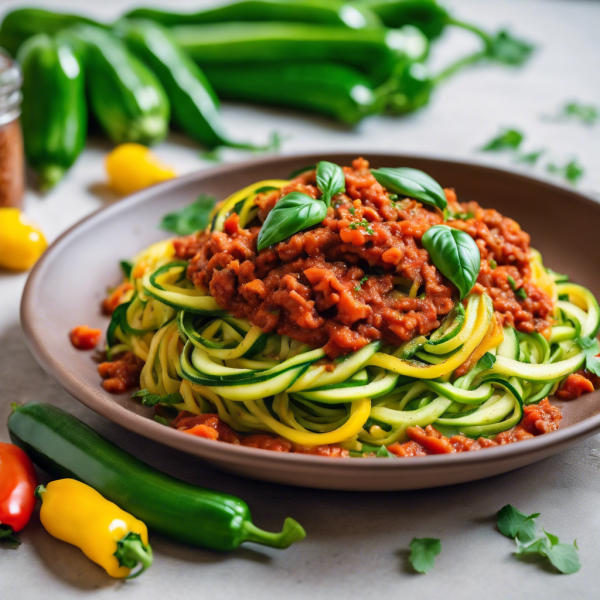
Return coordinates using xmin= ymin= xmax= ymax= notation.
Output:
xmin=0 ymin=442 xmax=38 ymax=545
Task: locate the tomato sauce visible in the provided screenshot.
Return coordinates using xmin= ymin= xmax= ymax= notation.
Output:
xmin=175 ymin=158 xmax=554 ymax=358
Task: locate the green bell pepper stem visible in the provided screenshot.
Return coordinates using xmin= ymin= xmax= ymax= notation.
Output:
xmin=432 ymin=49 xmax=487 ymax=85
xmin=115 ymin=532 xmax=154 ymax=579
xmin=241 ymin=518 xmax=306 ymax=549
xmin=446 ymin=17 xmax=494 ymax=51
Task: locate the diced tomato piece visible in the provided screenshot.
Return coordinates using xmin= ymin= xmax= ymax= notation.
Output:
xmin=70 ymin=325 xmax=102 ymax=350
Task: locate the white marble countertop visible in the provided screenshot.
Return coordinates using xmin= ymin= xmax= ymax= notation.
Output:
xmin=2 ymin=0 xmax=600 ymax=598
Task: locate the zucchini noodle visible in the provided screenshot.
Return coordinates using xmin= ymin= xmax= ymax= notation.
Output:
xmin=105 ymin=179 xmax=600 ymax=452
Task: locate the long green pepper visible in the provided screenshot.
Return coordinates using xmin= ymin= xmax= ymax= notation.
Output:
xmin=114 ymin=19 xmax=266 ymax=150
xmin=8 ymin=403 xmax=306 ymax=552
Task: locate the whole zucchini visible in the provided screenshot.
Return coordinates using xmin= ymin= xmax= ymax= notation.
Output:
xmin=18 ymin=33 xmax=86 ymax=191
xmin=0 ymin=8 xmax=104 ymax=58
xmin=8 ymin=403 xmax=306 ymax=552
xmin=63 ymin=25 xmax=170 ymax=146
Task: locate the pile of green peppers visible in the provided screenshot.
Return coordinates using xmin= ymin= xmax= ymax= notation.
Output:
xmin=0 ymin=0 xmax=533 ymax=190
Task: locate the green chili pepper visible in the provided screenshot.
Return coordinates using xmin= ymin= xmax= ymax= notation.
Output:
xmin=18 ymin=33 xmax=86 ymax=191
xmin=126 ymin=0 xmax=382 ymax=29
xmin=359 ymin=0 xmax=449 ymax=39
xmin=0 ymin=8 xmax=105 ymax=57
xmin=61 ymin=25 xmax=170 ymax=145
xmin=202 ymin=62 xmax=382 ymax=124
xmin=8 ymin=403 xmax=305 ymax=552
xmin=114 ymin=19 xmax=267 ymax=150
xmin=171 ymin=22 xmax=428 ymax=84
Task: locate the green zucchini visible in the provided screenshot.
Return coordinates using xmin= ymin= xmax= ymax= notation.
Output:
xmin=61 ymin=24 xmax=170 ymax=145
xmin=18 ymin=34 xmax=86 ymax=190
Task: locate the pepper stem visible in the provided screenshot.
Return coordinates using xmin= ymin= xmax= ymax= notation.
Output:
xmin=0 ymin=525 xmax=21 ymax=547
xmin=114 ymin=532 xmax=153 ymax=579
xmin=34 ymin=485 xmax=46 ymax=500
xmin=241 ymin=517 xmax=306 ymax=549
xmin=446 ymin=17 xmax=494 ymax=50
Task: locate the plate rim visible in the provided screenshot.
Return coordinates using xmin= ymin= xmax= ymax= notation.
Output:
xmin=20 ymin=151 xmax=600 ymax=471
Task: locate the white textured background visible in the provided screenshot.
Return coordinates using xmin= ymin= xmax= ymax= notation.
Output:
xmin=1 ymin=0 xmax=600 ymax=598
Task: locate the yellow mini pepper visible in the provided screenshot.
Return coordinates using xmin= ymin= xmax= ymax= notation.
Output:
xmin=36 ymin=479 xmax=153 ymax=578
xmin=105 ymin=143 xmax=176 ymax=195
xmin=0 ymin=208 xmax=47 ymax=271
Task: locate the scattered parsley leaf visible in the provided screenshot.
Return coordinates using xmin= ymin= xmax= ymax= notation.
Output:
xmin=160 ymin=194 xmax=217 ymax=235
xmin=515 ymin=149 xmax=545 ymax=165
xmin=376 ymin=445 xmax=395 ymax=458
xmin=154 ymin=415 xmax=170 ymax=426
xmin=579 ymin=337 xmax=600 ymax=376
xmin=408 ymin=538 xmax=441 ymax=574
xmin=133 ymin=389 xmax=184 ymax=407
xmin=349 ymin=206 xmax=356 ymax=215
xmin=453 ymin=212 xmax=475 ymax=221
xmin=349 ymin=219 xmax=374 ymax=235
xmin=488 ymin=30 xmax=535 ymax=66
xmin=120 ymin=260 xmax=133 ymax=279
xmin=515 ymin=531 xmax=581 ymax=574
xmin=497 ymin=505 xmax=540 ymax=543
xmin=489 ymin=258 xmax=497 ymax=269
xmin=354 ymin=275 xmax=369 ymax=292
xmin=552 ymin=102 xmax=599 ymax=125
xmin=388 ymin=194 xmax=399 ymax=201
xmin=481 ymin=128 xmax=524 ymax=152
xmin=546 ymin=159 xmax=584 ymax=185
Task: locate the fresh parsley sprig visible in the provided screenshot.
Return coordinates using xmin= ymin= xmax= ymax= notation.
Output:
xmin=497 ymin=505 xmax=581 ymax=574
xmin=408 ymin=538 xmax=441 ymax=574
xmin=160 ymin=194 xmax=217 ymax=236
xmin=133 ymin=389 xmax=184 ymax=407
xmin=578 ymin=337 xmax=600 ymax=376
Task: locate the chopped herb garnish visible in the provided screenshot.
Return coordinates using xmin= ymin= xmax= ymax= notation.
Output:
xmin=546 ymin=159 xmax=584 ymax=185
xmin=551 ymin=101 xmax=599 ymax=125
xmin=348 ymin=206 xmax=356 ymax=215
xmin=578 ymin=337 xmax=600 ymax=376
xmin=489 ymin=258 xmax=497 ymax=269
xmin=488 ymin=30 xmax=535 ymax=66
xmin=408 ymin=538 xmax=441 ymax=574
xmin=349 ymin=219 xmax=374 ymax=235
xmin=132 ymin=389 xmax=184 ymax=407
xmin=481 ymin=128 xmax=524 ymax=152
xmin=120 ymin=260 xmax=133 ymax=279
xmin=507 ymin=275 xmax=517 ymax=290
xmin=154 ymin=415 xmax=170 ymax=426
xmin=515 ymin=287 xmax=527 ymax=300
xmin=354 ymin=275 xmax=369 ymax=292
xmin=376 ymin=445 xmax=395 ymax=458
xmin=453 ymin=212 xmax=475 ymax=221
xmin=515 ymin=149 xmax=545 ymax=165
xmin=388 ymin=194 xmax=399 ymax=201
xmin=160 ymin=194 xmax=217 ymax=235
xmin=496 ymin=505 xmax=581 ymax=574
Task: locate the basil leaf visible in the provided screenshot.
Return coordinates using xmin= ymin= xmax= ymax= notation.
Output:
xmin=422 ymin=225 xmax=481 ymax=300
xmin=408 ymin=538 xmax=441 ymax=574
xmin=257 ymin=191 xmax=327 ymax=251
xmin=160 ymin=194 xmax=217 ymax=235
xmin=544 ymin=539 xmax=581 ymax=575
xmin=316 ymin=161 xmax=345 ymax=207
xmin=497 ymin=505 xmax=540 ymax=543
xmin=376 ymin=445 xmax=395 ymax=458
xmin=371 ymin=167 xmax=447 ymax=210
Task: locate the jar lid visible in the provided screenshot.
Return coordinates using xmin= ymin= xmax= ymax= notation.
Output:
xmin=0 ymin=47 xmax=22 ymax=126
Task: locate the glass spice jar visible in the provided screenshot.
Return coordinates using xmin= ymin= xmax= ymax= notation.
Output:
xmin=0 ymin=48 xmax=24 ymax=208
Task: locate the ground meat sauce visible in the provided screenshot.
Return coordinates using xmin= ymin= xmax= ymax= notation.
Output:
xmin=98 ymin=352 xmax=143 ymax=394
xmin=174 ymin=158 xmax=553 ymax=358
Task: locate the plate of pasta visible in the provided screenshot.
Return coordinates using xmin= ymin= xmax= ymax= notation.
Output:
xmin=21 ymin=153 xmax=600 ymax=490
